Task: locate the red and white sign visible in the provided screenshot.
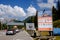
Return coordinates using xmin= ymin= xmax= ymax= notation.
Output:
xmin=38 ymin=12 xmax=53 ymax=31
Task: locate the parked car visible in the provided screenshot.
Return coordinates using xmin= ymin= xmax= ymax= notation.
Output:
xmin=15 ymin=29 xmax=20 ymax=33
xmin=6 ymin=29 xmax=16 ymax=35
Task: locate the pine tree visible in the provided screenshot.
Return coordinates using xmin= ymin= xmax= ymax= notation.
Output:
xmin=0 ymin=22 xmax=1 ymax=30
xmin=52 ymin=6 xmax=58 ymax=21
xmin=57 ymin=0 xmax=60 ymax=19
xmin=34 ymin=11 xmax=38 ymax=28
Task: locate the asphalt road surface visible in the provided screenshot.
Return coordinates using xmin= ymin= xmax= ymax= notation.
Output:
xmin=0 ymin=30 xmax=33 ymax=40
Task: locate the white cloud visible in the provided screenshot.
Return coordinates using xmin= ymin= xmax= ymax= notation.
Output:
xmin=14 ymin=6 xmax=26 ymax=17
xmin=0 ymin=4 xmax=26 ymax=18
xmin=22 ymin=5 xmax=37 ymax=20
xmin=27 ymin=5 xmax=36 ymax=16
xmin=55 ymin=0 xmax=58 ymax=2
xmin=0 ymin=4 xmax=37 ymax=21
xmin=38 ymin=3 xmax=56 ymax=9
xmin=37 ymin=0 xmax=56 ymax=10
xmin=0 ymin=18 xmax=6 ymax=24
xmin=48 ymin=0 xmax=54 ymax=3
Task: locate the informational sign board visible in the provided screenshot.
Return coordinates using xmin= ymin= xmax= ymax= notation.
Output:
xmin=26 ymin=23 xmax=35 ymax=30
xmin=38 ymin=11 xmax=53 ymax=31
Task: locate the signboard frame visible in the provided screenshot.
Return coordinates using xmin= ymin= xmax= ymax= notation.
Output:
xmin=26 ymin=23 xmax=35 ymax=30
xmin=38 ymin=11 xmax=53 ymax=31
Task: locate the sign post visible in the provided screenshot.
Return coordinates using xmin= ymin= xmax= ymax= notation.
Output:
xmin=38 ymin=11 xmax=53 ymax=36
xmin=38 ymin=11 xmax=53 ymax=31
xmin=26 ymin=23 xmax=35 ymax=36
xmin=36 ymin=11 xmax=55 ymax=40
xmin=26 ymin=23 xmax=35 ymax=30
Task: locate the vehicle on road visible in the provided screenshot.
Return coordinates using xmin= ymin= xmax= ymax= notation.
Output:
xmin=15 ymin=29 xmax=20 ymax=33
xmin=6 ymin=29 xmax=16 ymax=35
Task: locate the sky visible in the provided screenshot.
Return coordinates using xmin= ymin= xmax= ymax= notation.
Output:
xmin=0 ymin=0 xmax=58 ymax=21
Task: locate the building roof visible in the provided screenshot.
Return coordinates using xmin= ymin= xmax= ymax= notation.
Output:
xmin=7 ymin=22 xmax=24 ymax=25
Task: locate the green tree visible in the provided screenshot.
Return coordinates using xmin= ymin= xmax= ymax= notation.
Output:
xmin=52 ymin=6 xmax=58 ymax=21
xmin=53 ymin=20 xmax=60 ymax=28
xmin=3 ymin=24 xmax=7 ymax=30
xmin=34 ymin=11 xmax=38 ymax=28
xmin=0 ymin=22 xmax=1 ymax=30
xmin=57 ymin=0 xmax=60 ymax=20
xmin=52 ymin=0 xmax=60 ymax=27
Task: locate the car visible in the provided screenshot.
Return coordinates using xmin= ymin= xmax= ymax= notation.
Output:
xmin=6 ymin=29 xmax=16 ymax=35
xmin=15 ymin=29 xmax=20 ymax=33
